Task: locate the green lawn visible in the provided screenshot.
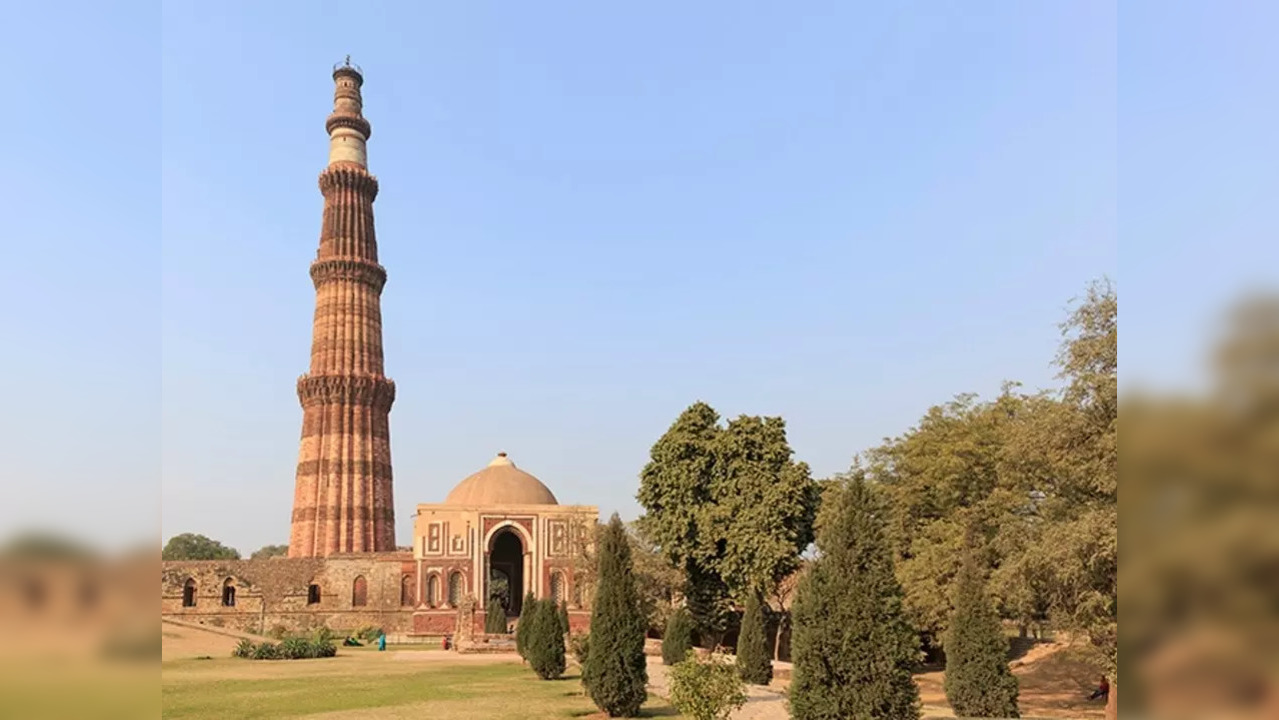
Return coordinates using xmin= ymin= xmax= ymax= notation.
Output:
xmin=162 ymin=653 xmax=683 ymax=719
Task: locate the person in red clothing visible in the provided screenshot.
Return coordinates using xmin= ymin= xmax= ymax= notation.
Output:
xmin=1088 ymin=675 xmax=1110 ymax=701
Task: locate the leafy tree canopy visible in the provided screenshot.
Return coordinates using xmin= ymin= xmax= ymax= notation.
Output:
xmin=162 ymin=533 xmax=240 ymax=561
xmin=862 ymin=279 xmax=1117 ymax=674
xmin=250 ymin=544 xmax=289 ymax=560
xmin=637 ymin=403 xmax=818 ymax=639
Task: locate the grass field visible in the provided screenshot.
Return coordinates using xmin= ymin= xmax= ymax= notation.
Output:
xmin=162 ymin=647 xmax=683 ymax=719
xmin=161 ymin=622 xmax=1104 ymax=719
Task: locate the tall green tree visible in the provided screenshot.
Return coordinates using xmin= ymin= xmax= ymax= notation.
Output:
xmin=712 ymin=415 xmax=820 ymax=595
xmin=525 ymin=599 xmax=567 ymax=680
xmin=789 ymin=476 xmax=920 ymax=720
xmin=162 ymin=533 xmax=240 ymax=561
xmin=637 ymin=403 xmax=818 ymax=645
xmin=662 ymin=606 xmax=695 ymax=666
xmin=944 ymin=539 xmax=1020 ymax=718
xmin=735 ymin=590 xmax=772 ymax=685
xmin=1003 ymin=280 xmax=1117 ymax=674
xmin=516 ymin=589 xmax=537 ymax=659
xmin=485 ymin=597 xmax=508 ymax=634
xmin=636 ymin=402 xmax=729 ymax=641
xmin=583 ymin=514 xmax=648 ymax=717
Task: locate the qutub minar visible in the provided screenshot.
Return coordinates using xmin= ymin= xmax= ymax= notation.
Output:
xmin=289 ymin=58 xmax=397 ymax=558
xmin=161 ymin=60 xmax=598 ymax=643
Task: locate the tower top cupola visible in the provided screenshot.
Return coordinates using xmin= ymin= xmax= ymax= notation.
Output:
xmin=326 ymin=55 xmax=371 ymax=168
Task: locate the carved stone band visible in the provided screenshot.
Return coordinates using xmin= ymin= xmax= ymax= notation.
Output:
xmin=291 ymin=506 xmax=396 ymax=523
xmin=297 ymin=374 xmax=396 ymax=410
xmin=325 ymin=113 xmax=372 ymax=140
xmin=309 ymin=258 xmax=387 ymax=291
xmin=318 ymin=165 xmax=379 ymax=199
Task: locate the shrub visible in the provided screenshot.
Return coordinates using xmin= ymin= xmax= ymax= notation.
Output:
xmin=789 ymin=476 xmax=921 ymax=720
xmin=735 ymin=591 xmax=772 ymax=684
xmin=944 ymin=546 xmax=1020 ymax=718
xmin=516 ymin=590 xmax=537 ymax=659
xmin=485 ymin=597 xmax=508 ymax=634
xmin=233 ymin=632 xmax=335 ymax=661
xmin=268 ymin=625 xmax=289 ymax=640
xmin=355 ymin=625 xmax=383 ymax=643
xmin=558 ymin=599 xmax=570 ymax=637
xmin=669 ymin=651 xmax=747 ymax=720
xmin=570 ymin=633 xmax=590 ymax=664
xmin=280 ymin=636 xmax=314 ymax=659
xmin=311 ymin=635 xmax=337 ymax=658
xmin=582 ymin=514 xmax=648 ymax=716
xmin=251 ymin=641 xmax=280 ymax=660
xmin=525 ymin=598 xmax=567 ymax=680
xmin=662 ymin=607 xmax=694 ymax=666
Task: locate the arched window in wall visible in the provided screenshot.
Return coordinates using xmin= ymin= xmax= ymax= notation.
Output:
xmin=182 ymin=578 xmax=196 ymax=608
xmin=221 ymin=578 xmax=236 ymax=607
xmin=549 ymin=571 xmax=565 ymax=605
xmin=447 ymin=571 xmax=464 ymax=607
xmin=400 ymin=574 xmax=414 ymax=607
xmin=352 ymin=576 xmax=368 ymax=607
xmin=426 ymin=574 xmax=440 ymax=608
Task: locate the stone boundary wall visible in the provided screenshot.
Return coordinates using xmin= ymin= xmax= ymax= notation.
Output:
xmin=161 ymin=554 xmax=416 ymax=635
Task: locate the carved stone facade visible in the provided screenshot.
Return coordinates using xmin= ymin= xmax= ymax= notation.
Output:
xmin=410 ymin=461 xmax=597 ymax=636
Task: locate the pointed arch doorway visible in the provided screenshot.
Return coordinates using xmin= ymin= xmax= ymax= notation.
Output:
xmin=488 ymin=528 xmax=525 ymax=617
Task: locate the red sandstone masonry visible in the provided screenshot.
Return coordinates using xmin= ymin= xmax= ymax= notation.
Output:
xmin=289 ymin=64 xmax=396 ymax=558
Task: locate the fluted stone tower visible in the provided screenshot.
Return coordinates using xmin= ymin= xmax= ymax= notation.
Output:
xmin=288 ymin=59 xmax=396 ymax=557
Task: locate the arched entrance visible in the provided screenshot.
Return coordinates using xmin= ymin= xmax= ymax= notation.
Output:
xmin=488 ymin=528 xmax=524 ymax=616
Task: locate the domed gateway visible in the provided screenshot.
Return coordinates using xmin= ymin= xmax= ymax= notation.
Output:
xmin=412 ymin=452 xmax=597 ymax=636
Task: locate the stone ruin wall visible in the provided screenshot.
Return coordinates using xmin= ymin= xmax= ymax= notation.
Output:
xmin=161 ymin=554 xmax=417 ymax=636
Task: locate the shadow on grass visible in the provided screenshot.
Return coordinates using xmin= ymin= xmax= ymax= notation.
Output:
xmin=564 ymin=696 xmax=684 ymax=718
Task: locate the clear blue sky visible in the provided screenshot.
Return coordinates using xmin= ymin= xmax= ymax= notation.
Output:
xmin=17 ymin=2 xmax=1270 ymax=554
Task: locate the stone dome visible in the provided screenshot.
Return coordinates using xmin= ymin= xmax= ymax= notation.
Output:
xmin=444 ymin=452 xmax=559 ymax=506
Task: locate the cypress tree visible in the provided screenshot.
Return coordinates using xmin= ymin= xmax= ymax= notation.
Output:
xmin=525 ymin=598 xmax=567 ymax=680
xmin=944 ymin=545 xmax=1020 ymax=718
xmin=485 ymin=597 xmax=508 ymax=634
xmin=516 ymin=589 xmax=537 ymax=658
xmin=684 ymin=563 xmax=733 ymax=648
xmin=583 ymin=514 xmax=648 ymax=717
xmin=661 ymin=606 xmax=694 ymax=666
xmin=789 ymin=476 xmax=921 ymax=720
xmin=735 ymin=591 xmax=772 ymax=684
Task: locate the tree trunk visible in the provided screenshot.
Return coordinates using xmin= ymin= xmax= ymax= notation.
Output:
xmin=773 ymin=616 xmax=785 ymax=662
xmin=1106 ymin=677 xmax=1117 ymax=720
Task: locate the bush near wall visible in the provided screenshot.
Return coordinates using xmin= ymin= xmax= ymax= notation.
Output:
xmin=232 ymin=629 xmax=337 ymax=660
